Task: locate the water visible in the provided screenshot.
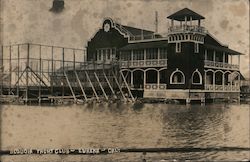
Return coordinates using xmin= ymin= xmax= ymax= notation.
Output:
xmin=1 ymin=103 xmax=249 ymax=161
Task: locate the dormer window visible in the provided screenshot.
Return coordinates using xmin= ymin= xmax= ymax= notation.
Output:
xmin=176 ymin=42 xmax=181 ymax=53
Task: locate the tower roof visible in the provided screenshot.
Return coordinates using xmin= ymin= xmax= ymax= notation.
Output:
xmin=167 ymin=8 xmax=205 ymax=21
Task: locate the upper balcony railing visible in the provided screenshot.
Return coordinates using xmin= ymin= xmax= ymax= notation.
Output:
xmin=168 ymin=25 xmax=207 ymax=35
xmin=204 ymin=60 xmax=239 ymax=70
xmin=119 ymin=59 xmax=167 ymax=68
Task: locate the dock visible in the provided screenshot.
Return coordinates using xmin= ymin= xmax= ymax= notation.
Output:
xmin=0 ymin=43 xmax=135 ymax=104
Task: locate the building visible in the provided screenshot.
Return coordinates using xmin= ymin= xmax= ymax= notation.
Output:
xmin=85 ymin=8 xmax=243 ymax=103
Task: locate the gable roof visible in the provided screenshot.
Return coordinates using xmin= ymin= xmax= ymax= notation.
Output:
xmin=167 ymin=8 xmax=205 ymax=21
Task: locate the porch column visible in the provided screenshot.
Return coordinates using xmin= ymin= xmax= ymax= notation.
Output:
xmin=222 ymin=73 xmax=225 ymax=91
xmin=223 ymin=52 xmax=225 ymax=67
xmin=204 ymin=71 xmax=207 ymax=90
xmin=144 ymin=49 xmax=146 ymax=66
xmin=213 ymin=50 xmax=216 ymax=62
xmin=238 ymin=73 xmax=240 ymax=91
xmin=230 ymin=73 xmax=233 ymax=91
xmin=230 ymin=54 xmax=232 ymax=64
xmin=198 ymin=20 xmax=201 ymax=26
xmin=205 ymin=49 xmax=207 ymax=60
xmin=157 ymin=70 xmax=160 ymax=88
xmin=144 ymin=71 xmax=146 ymax=88
xmin=101 ymin=50 xmax=103 ymax=62
xmin=131 ymin=71 xmax=133 ymax=87
xmin=238 ymin=55 xmax=240 ymax=69
xmin=171 ymin=19 xmax=174 ymax=27
xmin=131 ymin=50 xmax=133 ymax=62
xmin=213 ymin=72 xmax=215 ymax=90
xmin=190 ymin=16 xmax=192 ymax=26
xmin=157 ymin=48 xmax=160 ymax=63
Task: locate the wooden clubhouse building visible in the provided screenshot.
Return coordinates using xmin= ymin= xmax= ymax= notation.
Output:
xmin=85 ymin=8 xmax=242 ymax=103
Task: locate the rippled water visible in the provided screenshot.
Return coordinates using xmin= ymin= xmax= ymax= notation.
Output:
xmin=1 ymin=103 xmax=249 ymax=161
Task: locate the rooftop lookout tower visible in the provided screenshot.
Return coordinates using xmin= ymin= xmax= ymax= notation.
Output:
xmin=167 ymin=8 xmax=207 ymax=44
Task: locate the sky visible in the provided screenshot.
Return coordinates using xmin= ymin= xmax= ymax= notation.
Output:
xmin=0 ymin=0 xmax=249 ymax=77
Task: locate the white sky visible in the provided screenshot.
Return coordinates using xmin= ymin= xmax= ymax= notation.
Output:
xmin=1 ymin=0 xmax=249 ymax=77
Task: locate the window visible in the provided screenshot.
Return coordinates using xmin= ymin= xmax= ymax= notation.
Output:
xmin=170 ymin=69 xmax=185 ymax=84
xmin=176 ymin=42 xmax=181 ymax=53
xmin=133 ymin=49 xmax=144 ymax=60
xmin=111 ymin=48 xmax=116 ymax=60
xmin=120 ymin=50 xmax=131 ymax=61
xmin=107 ymin=49 xmax=110 ymax=60
xmin=103 ymin=49 xmax=106 ymax=61
xmin=192 ymin=69 xmax=202 ymax=84
xmin=97 ymin=50 xmax=101 ymax=61
xmin=146 ymin=48 xmax=158 ymax=59
xmin=112 ymin=48 xmax=116 ymax=55
xmin=194 ymin=43 xmax=199 ymax=53
xmin=159 ymin=48 xmax=167 ymax=59
xmin=96 ymin=48 xmax=116 ymax=62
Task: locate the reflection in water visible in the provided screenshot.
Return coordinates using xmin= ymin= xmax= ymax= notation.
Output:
xmin=1 ymin=103 xmax=249 ymax=161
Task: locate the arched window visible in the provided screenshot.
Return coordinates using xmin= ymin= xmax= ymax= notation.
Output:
xmin=192 ymin=69 xmax=202 ymax=84
xmin=170 ymin=69 xmax=185 ymax=84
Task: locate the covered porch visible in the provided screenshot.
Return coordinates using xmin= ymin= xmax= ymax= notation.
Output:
xmin=204 ymin=69 xmax=240 ymax=92
xmin=120 ymin=68 xmax=168 ymax=90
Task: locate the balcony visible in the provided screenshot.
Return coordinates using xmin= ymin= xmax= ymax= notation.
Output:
xmin=119 ymin=59 xmax=167 ymax=68
xmin=168 ymin=25 xmax=207 ymax=35
xmin=205 ymin=84 xmax=240 ymax=92
xmin=204 ymin=60 xmax=239 ymax=70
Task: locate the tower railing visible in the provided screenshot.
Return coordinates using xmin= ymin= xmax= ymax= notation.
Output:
xmin=168 ymin=25 xmax=207 ymax=34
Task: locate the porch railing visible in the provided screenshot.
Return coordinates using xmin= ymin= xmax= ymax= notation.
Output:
xmin=205 ymin=84 xmax=240 ymax=91
xmin=144 ymin=84 xmax=167 ymax=90
xmin=204 ymin=60 xmax=239 ymax=70
xmin=120 ymin=59 xmax=167 ymax=68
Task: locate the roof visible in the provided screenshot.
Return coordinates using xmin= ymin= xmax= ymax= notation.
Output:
xmin=167 ymin=8 xmax=205 ymax=21
xmin=114 ymin=22 xmax=162 ymax=40
xmin=119 ymin=40 xmax=168 ymax=50
xmin=204 ymin=44 xmax=243 ymax=55
xmin=205 ymin=32 xmax=227 ymax=47
xmin=121 ymin=25 xmax=154 ymax=36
